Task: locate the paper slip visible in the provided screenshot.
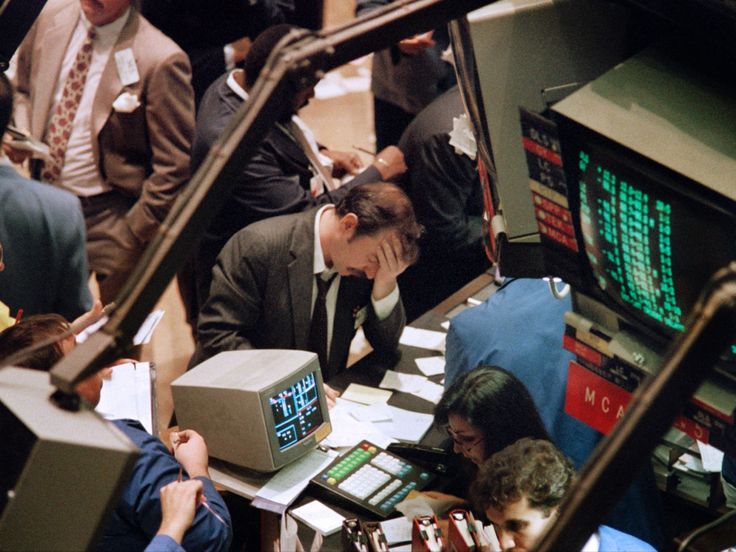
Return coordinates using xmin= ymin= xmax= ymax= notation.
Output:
xmin=289 ymin=500 xmax=345 ymax=536
xmin=342 ymin=383 xmax=392 ymax=405
xmin=321 ymin=400 xmax=395 ymax=449
xmin=415 ymin=356 xmax=445 ymax=377
xmin=96 ymin=362 xmax=155 ymax=434
xmin=380 ymin=517 xmax=413 ymax=545
xmin=697 ymin=440 xmax=725 ymax=472
xmin=374 ymin=406 xmax=434 ymax=444
xmin=399 ymin=326 xmax=446 ymax=352
xmin=440 ymin=320 xmax=450 ymax=330
xmin=416 ymin=379 xmax=445 ymax=405
xmin=349 ymin=401 xmax=393 ymax=423
xmin=251 ymin=448 xmax=336 ymax=514
xmin=379 ymin=370 xmax=427 ymax=394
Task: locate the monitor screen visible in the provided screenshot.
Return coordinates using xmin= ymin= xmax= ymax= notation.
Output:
xmin=172 ymin=350 xmax=332 ymax=472
xmin=558 ymin=121 xmax=736 ymax=339
xmin=269 ymin=371 xmax=323 ymax=451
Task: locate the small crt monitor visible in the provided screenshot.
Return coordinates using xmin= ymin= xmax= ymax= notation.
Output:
xmin=171 ymin=350 xmax=331 ymax=472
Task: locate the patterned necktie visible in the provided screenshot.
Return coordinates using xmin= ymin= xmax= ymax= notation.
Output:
xmin=308 ymin=273 xmax=338 ymax=378
xmin=41 ymin=27 xmax=96 ymax=183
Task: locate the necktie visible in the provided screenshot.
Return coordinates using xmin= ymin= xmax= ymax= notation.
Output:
xmin=41 ymin=27 xmax=96 ymax=183
xmin=286 ymin=120 xmax=337 ymax=194
xmin=308 ymin=273 xmax=337 ymax=377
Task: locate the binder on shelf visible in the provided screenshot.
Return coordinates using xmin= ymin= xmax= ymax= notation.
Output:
xmin=412 ymin=515 xmax=443 ymax=552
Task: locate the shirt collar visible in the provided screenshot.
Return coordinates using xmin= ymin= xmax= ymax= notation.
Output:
xmin=226 ymin=69 xmax=249 ymax=101
xmin=313 ymin=205 xmax=336 ymax=276
xmin=80 ymin=7 xmax=130 ymax=42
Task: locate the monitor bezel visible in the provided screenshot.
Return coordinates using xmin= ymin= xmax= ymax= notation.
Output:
xmin=258 ymin=362 xmax=331 ymax=469
xmin=554 ymin=112 xmax=736 ymax=344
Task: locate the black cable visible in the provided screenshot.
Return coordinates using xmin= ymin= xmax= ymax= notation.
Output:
xmin=677 ymin=506 xmax=736 ymax=552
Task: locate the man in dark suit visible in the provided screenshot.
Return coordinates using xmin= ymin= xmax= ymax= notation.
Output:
xmin=191 ymin=24 xmax=406 ymax=313
xmin=0 ymin=73 xmax=92 ymax=321
xmin=190 ymin=182 xmax=422 ymax=393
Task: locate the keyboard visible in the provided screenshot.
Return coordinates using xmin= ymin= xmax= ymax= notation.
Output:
xmin=311 ymin=441 xmax=434 ymax=517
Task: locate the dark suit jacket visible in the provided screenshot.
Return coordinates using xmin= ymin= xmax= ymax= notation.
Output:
xmin=192 ymin=72 xmax=383 ymax=307
xmin=0 ymin=164 xmax=92 ymax=320
xmin=191 ymin=209 xmax=405 ymax=381
xmin=140 ymin=0 xmax=284 ymax=104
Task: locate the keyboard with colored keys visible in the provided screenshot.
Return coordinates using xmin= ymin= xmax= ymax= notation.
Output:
xmin=311 ymin=441 xmax=435 ymax=518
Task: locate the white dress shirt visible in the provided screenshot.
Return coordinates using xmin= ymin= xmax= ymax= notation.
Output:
xmin=48 ymin=9 xmax=129 ymax=196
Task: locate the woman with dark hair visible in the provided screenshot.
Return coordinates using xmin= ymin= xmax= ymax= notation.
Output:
xmin=434 ymin=365 xmax=550 ymax=466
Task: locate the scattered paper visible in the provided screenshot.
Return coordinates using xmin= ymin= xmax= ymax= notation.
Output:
xmin=349 ymin=401 xmax=393 ymax=423
xmin=342 ymin=383 xmax=392 ymax=405
xmin=251 ymin=448 xmax=336 ymax=514
xmin=96 ymin=362 xmax=155 ymax=434
xmin=697 ymin=440 xmax=725 ymax=472
xmin=415 ymin=356 xmax=445 ymax=377
xmin=379 ymin=370 xmax=427 ymax=393
xmin=399 ymin=326 xmax=446 ymax=352
xmin=415 ymin=379 xmax=445 ymax=405
xmin=321 ymin=399 xmax=395 ymax=449
xmin=380 ymin=516 xmax=413 ymax=545
xmin=289 ymin=500 xmax=345 ymax=536
xmin=374 ymin=405 xmax=434 ymax=444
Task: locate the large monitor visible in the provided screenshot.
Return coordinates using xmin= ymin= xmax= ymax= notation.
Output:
xmin=461 ymin=0 xmax=632 ymax=275
xmin=0 ymin=367 xmax=137 ymax=551
xmin=532 ymin=45 xmax=736 ymax=347
xmin=172 ymin=350 xmax=331 ymax=472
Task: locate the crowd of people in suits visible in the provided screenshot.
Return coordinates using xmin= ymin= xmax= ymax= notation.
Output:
xmin=2 ymin=1 xmax=729 ymax=551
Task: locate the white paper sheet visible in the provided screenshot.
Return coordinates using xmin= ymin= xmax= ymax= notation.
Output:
xmin=399 ymin=326 xmax=446 ymax=352
xmin=380 ymin=516 xmax=413 ymax=545
xmin=133 ymin=309 xmax=165 ymax=345
xmin=342 ymin=383 xmax=393 ymax=405
xmin=697 ymin=440 xmax=725 ymax=472
xmin=374 ymin=406 xmax=434 ymax=444
xmin=414 ymin=356 xmax=446 ymax=377
xmin=321 ymin=400 xmax=395 ymax=449
xmin=415 ymin=379 xmax=445 ymax=405
xmin=379 ymin=370 xmax=427 ymax=393
xmin=95 ymin=362 xmax=155 ymax=434
xmin=251 ymin=448 xmax=336 ymax=514
xmin=289 ymin=500 xmax=345 ymax=536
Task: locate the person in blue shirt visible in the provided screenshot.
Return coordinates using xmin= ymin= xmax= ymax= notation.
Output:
xmin=471 ymin=438 xmax=656 ymax=552
xmin=444 ymin=278 xmax=664 ymax=548
xmin=145 ymin=479 xmax=205 ymax=552
xmin=0 ymin=314 xmax=232 ymax=552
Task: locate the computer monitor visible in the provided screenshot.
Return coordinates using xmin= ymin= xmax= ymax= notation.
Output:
xmin=0 ymin=367 xmax=137 ymax=551
xmin=460 ymin=0 xmax=632 ymax=275
xmin=535 ymin=45 xmax=736 ymax=345
xmin=171 ymin=350 xmax=331 ymax=472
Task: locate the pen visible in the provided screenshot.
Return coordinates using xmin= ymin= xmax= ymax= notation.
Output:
xmin=352 ymin=145 xmax=375 ymax=156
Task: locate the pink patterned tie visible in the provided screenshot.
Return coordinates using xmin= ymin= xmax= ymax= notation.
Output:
xmin=41 ymin=28 xmax=96 ymax=183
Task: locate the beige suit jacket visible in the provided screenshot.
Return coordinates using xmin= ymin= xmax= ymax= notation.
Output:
xmin=13 ymin=0 xmax=195 ymax=245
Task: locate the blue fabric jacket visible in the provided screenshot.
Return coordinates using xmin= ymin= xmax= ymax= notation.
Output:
xmin=445 ymin=278 xmax=664 ymax=548
xmin=598 ymin=525 xmax=656 ymax=551
xmin=97 ymin=419 xmax=231 ymax=552
xmin=144 ymin=534 xmax=185 ymax=552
